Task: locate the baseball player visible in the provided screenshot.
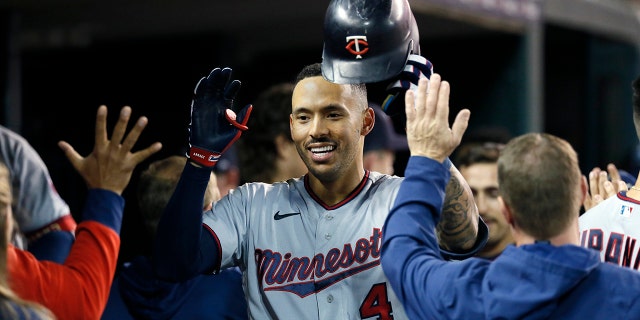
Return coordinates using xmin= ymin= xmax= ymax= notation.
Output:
xmin=579 ymin=76 xmax=640 ymax=270
xmin=153 ymin=64 xmax=487 ymax=319
xmin=0 ymin=125 xmax=77 ymax=262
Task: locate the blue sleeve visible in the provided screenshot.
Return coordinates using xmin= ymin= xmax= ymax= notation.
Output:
xmin=27 ymin=230 xmax=74 ymax=263
xmin=381 ymin=156 xmax=489 ymax=319
xmin=381 ymin=156 xmax=449 ymax=316
xmin=82 ymin=189 xmax=125 ymax=233
xmin=153 ymin=162 xmax=219 ymax=281
xmin=28 ymin=189 xmax=121 ymax=263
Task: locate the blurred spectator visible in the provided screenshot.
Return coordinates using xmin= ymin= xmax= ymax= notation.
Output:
xmin=237 ymin=82 xmax=307 ymax=183
xmin=213 ymin=145 xmax=241 ymax=197
xmin=454 ymin=142 xmax=513 ymax=259
xmin=102 ymin=155 xmax=246 ymax=320
xmin=364 ymin=104 xmax=408 ymax=175
xmin=450 ymin=125 xmax=512 ymax=163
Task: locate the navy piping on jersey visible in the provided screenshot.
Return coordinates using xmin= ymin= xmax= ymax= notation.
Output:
xmin=303 ymin=170 xmax=370 ymax=210
xmin=203 ymin=223 xmax=222 ymax=273
xmin=617 ymin=191 xmax=640 ymax=204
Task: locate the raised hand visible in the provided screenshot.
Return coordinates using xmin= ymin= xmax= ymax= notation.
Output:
xmin=582 ymin=164 xmax=628 ymax=211
xmin=404 ymin=74 xmax=470 ymax=162
xmin=58 ymin=105 xmax=162 ymax=195
xmin=188 ymin=67 xmax=253 ymax=167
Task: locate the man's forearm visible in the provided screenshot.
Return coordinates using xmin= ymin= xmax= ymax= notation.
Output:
xmin=153 ymin=162 xmax=212 ymax=281
xmin=437 ymin=166 xmax=479 ymax=252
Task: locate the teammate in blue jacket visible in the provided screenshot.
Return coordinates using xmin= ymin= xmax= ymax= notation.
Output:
xmin=381 ymin=76 xmax=640 ymax=319
xmin=152 ymin=65 xmax=487 ymax=319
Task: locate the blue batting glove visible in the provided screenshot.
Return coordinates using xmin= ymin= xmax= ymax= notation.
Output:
xmin=188 ymin=67 xmax=253 ymax=168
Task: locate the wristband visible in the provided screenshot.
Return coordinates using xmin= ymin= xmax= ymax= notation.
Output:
xmin=26 ymin=215 xmax=77 ymax=242
xmin=189 ymin=147 xmax=221 ymax=168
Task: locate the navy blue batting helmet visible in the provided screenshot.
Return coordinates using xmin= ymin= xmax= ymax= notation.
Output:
xmin=321 ymin=0 xmax=420 ymax=84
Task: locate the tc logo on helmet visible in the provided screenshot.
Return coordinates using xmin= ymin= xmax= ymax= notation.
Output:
xmin=345 ymin=36 xmax=368 ymax=59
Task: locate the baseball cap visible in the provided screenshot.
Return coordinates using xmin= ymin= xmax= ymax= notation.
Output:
xmin=213 ymin=145 xmax=239 ymax=174
xmin=364 ymin=104 xmax=409 ymax=153
xmin=619 ymin=169 xmax=637 ymax=188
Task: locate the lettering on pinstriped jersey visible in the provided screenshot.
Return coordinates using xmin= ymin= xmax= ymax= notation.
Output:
xmin=580 ymin=228 xmax=640 ymax=270
xmin=255 ymin=228 xmax=382 ymax=298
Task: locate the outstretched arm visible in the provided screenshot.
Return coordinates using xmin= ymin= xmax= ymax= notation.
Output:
xmin=153 ymin=67 xmax=252 ymax=281
xmin=381 ymin=57 xmax=483 ymax=256
xmin=382 ymin=75 xmax=475 ymax=319
xmin=438 ymin=164 xmax=483 ymax=255
xmin=9 ymin=105 xmax=161 ymax=320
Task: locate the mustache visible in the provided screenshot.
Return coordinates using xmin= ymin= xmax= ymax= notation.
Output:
xmin=305 ymin=137 xmax=334 ymax=147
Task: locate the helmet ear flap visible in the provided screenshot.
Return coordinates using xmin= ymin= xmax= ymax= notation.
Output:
xmin=321 ymin=0 xmax=420 ymax=84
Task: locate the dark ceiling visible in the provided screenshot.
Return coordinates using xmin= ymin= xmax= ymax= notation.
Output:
xmin=2 ymin=0 xmax=498 ymax=56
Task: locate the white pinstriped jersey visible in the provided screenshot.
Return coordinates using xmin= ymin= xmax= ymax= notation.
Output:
xmin=579 ymin=192 xmax=640 ymax=270
xmin=203 ymin=170 xmax=409 ymax=319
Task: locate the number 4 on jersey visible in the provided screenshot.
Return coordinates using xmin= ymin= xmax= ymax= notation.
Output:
xmin=360 ymin=282 xmax=394 ymax=319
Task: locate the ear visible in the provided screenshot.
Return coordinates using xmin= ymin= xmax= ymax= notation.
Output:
xmin=498 ymin=196 xmax=515 ymax=227
xmin=580 ymin=175 xmax=588 ymax=204
xmin=362 ymin=107 xmax=375 ymax=136
xmin=289 ymin=114 xmax=294 ymax=137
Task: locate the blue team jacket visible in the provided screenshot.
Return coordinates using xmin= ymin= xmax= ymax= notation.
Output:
xmin=381 ymin=156 xmax=640 ymax=319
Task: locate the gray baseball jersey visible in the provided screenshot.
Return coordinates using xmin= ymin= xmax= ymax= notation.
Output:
xmin=204 ymin=170 xmax=408 ymax=319
xmin=579 ymin=192 xmax=640 ymax=270
xmin=0 ymin=125 xmax=71 ymax=235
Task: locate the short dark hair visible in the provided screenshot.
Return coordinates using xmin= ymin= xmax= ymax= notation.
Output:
xmin=451 ymin=126 xmax=511 ymax=165
xmin=294 ymin=62 xmax=368 ymax=110
xmin=454 ymin=142 xmax=503 ymax=169
xmin=137 ymin=156 xmax=186 ymax=238
xmin=237 ymin=82 xmax=295 ymax=183
xmin=137 ymin=156 xmax=217 ymax=238
xmin=295 ymin=63 xmax=323 ymax=84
